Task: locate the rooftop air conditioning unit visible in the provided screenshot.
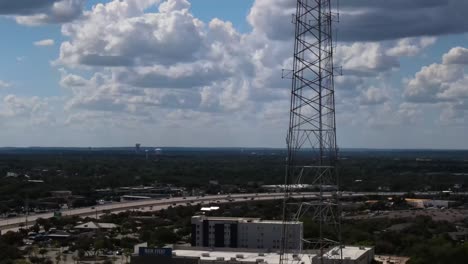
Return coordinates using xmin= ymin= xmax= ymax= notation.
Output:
xmin=236 ymin=254 xmax=244 ymax=259
xmin=216 ymin=257 xmax=225 ymax=261
xmin=201 ymin=253 xmax=210 ymax=257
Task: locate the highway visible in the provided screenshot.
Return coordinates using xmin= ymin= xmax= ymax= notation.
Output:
xmin=1 ymin=191 xmax=466 ymax=232
xmin=0 ymin=193 xmax=305 ymax=231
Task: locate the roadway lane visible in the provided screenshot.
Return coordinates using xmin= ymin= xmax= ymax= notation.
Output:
xmin=0 ymin=193 xmax=313 ymax=231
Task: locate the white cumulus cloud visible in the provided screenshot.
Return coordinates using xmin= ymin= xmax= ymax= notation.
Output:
xmin=0 ymin=80 xmax=11 ymax=88
xmin=34 ymin=39 xmax=55 ymax=46
xmin=14 ymin=0 xmax=85 ymax=26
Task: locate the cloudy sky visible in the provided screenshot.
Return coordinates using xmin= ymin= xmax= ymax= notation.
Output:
xmin=0 ymin=0 xmax=468 ymax=149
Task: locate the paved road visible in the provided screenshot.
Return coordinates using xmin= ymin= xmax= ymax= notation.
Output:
xmin=1 ymin=191 xmax=465 ymax=231
xmin=0 ymin=193 xmax=312 ymax=231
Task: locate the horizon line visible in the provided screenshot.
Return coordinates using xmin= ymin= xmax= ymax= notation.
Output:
xmin=0 ymin=146 xmax=467 ymax=152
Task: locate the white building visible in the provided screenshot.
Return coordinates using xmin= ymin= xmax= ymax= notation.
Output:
xmin=169 ymin=246 xmax=372 ymax=264
xmin=191 ymin=216 xmax=302 ymax=251
xmin=173 ymin=247 xmax=312 ymax=264
xmin=131 ymin=245 xmax=374 ymax=264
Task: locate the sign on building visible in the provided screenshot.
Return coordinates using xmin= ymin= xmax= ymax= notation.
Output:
xmin=138 ymin=247 xmax=172 ymax=257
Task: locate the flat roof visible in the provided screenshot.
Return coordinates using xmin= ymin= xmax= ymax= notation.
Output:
xmin=322 ymin=246 xmax=373 ymax=260
xmin=173 ymin=249 xmax=313 ymax=264
xmin=242 ymin=220 xmax=302 ymax=225
xmin=192 ymin=216 xmax=300 ymax=225
xmin=193 ymin=216 xmax=260 ymax=221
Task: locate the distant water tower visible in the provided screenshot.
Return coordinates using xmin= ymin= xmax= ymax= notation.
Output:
xmin=155 ymin=148 xmax=163 ymax=156
xmin=135 ymin=143 xmax=141 ymax=153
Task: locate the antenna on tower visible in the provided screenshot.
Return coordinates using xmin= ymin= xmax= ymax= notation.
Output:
xmin=280 ymin=0 xmax=341 ymax=263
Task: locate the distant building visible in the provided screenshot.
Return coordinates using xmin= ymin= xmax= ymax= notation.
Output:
xmin=50 ymin=190 xmax=72 ymax=198
xmin=45 ymin=230 xmax=71 ymax=240
xmin=155 ymin=148 xmax=163 ymax=156
xmin=74 ymin=221 xmax=118 ymax=230
xmin=377 ymin=186 xmax=390 ymax=191
xmin=261 ymin=184 xmax=306 ymax=192
xmin=121 ymin=195 xmax=152 ymax=202
xmin=28 ymin=180 xmax=44 ymax=183
xmin=136 ymin=143 xmax=141 ymax=152
xmin=5 ymin=172 xmax=19 ymax=178
xmin=191 ymin=216 xmax=302 ymax=251
xmin=261 ymin=184 xmax=336 ymax=192
xmin=200 ymin=206 xmax=219 ymax=212
xmin=405 ymin=198 xmax=456 ymax=208
xmin=209 ymin=180 xmax=219 ymax=185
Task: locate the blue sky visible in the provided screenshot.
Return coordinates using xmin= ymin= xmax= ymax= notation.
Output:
xmin=0 ymin=0 xmax=253 ymax=97
xmin=0 ymin=0 xmax=468 ymax=149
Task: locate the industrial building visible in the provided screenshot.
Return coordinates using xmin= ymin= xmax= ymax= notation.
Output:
xmin=131 ymin=246 xmax=312 ymax=264
xmin=191 ymin=216 xmax=302 ymax=250
xmin=130 ymin=245 xmax=375 ymax=264
xmin=173 ymin=247 xmax=311 ymax=264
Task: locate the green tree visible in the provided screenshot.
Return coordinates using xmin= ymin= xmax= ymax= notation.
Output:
xmin=55 ymin=252 xmax=62 ymax=264
xmin=77 ymin=249 xmax=85 ymax=260
xmin=123 ymin=249 xmax=132 ymax=264
xmin=13 ymin=260 xmax=30 ymax=264
xmin=38 ymin=249 xmax=47 ymax=259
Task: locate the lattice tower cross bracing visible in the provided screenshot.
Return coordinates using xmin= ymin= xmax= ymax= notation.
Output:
xmin=280 ymin=0 xmax=341 ymax=263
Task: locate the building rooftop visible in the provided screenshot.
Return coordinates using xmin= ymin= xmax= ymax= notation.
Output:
xmin=200 ymin=206 xmax=219 ymax=211
xmin=192 ymin=216 xmax=300 ymax=224
xmin=321 ymin=246 xmax=373 ymax=260
xmin=74 ymin=221 xmax=118 ymax=229
xmin=173 ymin=248 xmax=313 ymax=264
xmin=192 ymin=216 xmax=259 ymax=221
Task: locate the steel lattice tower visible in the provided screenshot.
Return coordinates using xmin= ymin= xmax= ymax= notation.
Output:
xmin=280 ymin=0 xmax=341 ymax=263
